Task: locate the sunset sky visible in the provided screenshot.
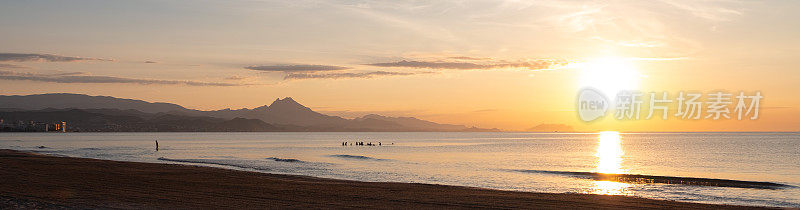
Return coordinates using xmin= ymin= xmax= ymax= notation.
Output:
xmin=1 ymin=0 xmax=798 ymax=131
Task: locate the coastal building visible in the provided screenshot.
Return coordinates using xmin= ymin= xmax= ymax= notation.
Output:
xmin=0 ymin=120 xmax=68 ymax=132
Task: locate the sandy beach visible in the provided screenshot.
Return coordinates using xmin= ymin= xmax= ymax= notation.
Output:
xmin=0 ymin=149 xmax=768 ymax=209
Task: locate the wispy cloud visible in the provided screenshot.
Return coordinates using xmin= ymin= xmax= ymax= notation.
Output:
xmin=629 ymin=57 xmax=689 ymax=61
xmin=659 ymin=0 xmax=743 ymax=22
xmin=284 ymin=71 xmax=422 ymax=80
xmin=0 ymin=53 xmax=112 ymax=62
xmin=330 ymin=2 xmax=458 ymax=43
xmin=365 ymin=60 xmax=568 ymax=70
xmin=449 ymin=56 xmax=491 ymax=61
xmin=0 ymin=70 xmax=243 ymax=86
xmin=0 ymin=63 xmax=27 ymax=69
xmin=591 ymin=37 xmax=665 ymax=48
xmin=245 ymin=64 xmax=351 ymax=72
xmin=224 ymin=75 xmax=249 ymax=80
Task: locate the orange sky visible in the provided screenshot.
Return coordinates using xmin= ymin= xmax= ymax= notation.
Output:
xmin=0 ymin=1 xmax=798 ymax=131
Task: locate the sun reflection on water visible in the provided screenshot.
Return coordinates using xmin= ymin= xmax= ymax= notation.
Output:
xmin=591 ymin=181 xmax=629 ymax=195
xmin=591 ymin=131 xmax=630 ymax=195
xmin=596 ymin=131 xmax=625 ymax=174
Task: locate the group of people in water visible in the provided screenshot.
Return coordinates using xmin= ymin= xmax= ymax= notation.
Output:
xmin=341 ymin=141 xmax=388 ymax=146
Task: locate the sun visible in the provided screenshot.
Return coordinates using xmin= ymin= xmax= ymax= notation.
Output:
xmin=577 ymin=57 xmax=642 ymax=96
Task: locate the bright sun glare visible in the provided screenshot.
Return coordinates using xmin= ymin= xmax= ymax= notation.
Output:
xmin=596 ymin=131 xmax=624 ymax=174
xmin=577 ymin=57 xmax=642 ymax=96
xmin=592 ymin=131 xmax=630 ymax=195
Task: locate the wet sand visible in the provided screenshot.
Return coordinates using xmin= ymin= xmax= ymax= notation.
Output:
xmin=0 ymin=149 xmax=767 ymax=209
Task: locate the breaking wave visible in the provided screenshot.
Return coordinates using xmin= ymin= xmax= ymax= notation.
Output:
xmin=157 ymin=157 xmax=270 ymax=171
xmin=512 ymin=170 xmax=792 ymax=189
xmin=329 ymin=154 xmax=389 ymax=161
xmin=266 ymin=157 xmax=303 ymax=162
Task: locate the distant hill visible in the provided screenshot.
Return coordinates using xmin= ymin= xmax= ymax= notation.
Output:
xmin=354 ymin=114 xmax=469 ymax=131
xmin=526 ymin=124 xmax=574 ymax=132
xmin=0 ymin=93 xmax=191 ymax=113
xmin=0 ymin=93 xmax=499 ymax=132
xmin=0 ymin=109 xmax=280 ymax=132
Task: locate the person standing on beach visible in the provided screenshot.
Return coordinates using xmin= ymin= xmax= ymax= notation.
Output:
xmin=155 ymin=140 xmax=159 ymax=151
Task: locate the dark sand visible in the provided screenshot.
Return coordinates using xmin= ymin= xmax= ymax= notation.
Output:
xmin=0 ymin=149 xmax=767 ymax=209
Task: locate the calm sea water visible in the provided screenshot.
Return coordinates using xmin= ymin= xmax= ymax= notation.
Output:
xmin=1 ymin=132 xmax=798 ymax=207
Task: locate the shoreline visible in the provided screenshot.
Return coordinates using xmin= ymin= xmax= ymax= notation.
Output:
xmin=0 ymin=149 xmax=767 ymax=209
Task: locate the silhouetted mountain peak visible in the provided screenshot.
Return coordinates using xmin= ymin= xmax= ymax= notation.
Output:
xmin=271 ymin=97 xmax=297 ymax=104
xmin=269 ymin=97 xmax=309 ymax=111
xmin=252 ymin=105 xmax=269 ymax=112
xmin=281 ymin=97 xmax=296 ymax=102
xmin=362 ymin=114 xmax=384 ymax=119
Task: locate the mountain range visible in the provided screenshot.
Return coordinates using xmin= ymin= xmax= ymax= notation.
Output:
xmin=0 ymin=93 xmax=500 ymax=132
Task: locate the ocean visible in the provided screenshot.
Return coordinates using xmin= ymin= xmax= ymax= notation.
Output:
xmin=1 ymin=132 xmax=798 ymax=208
